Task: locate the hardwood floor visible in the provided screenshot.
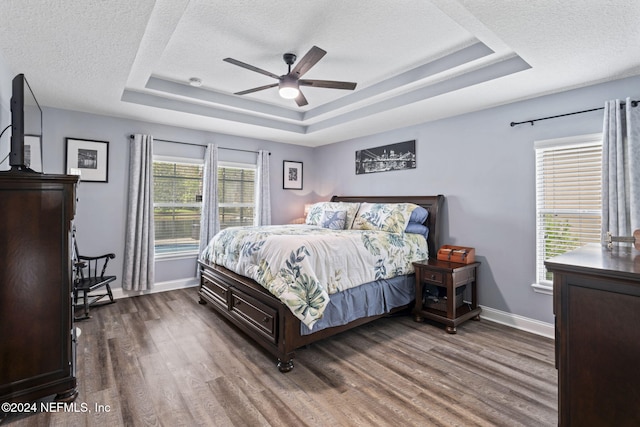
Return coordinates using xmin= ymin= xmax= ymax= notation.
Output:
xmin=2 ymin=288 xmax=557 ymax=426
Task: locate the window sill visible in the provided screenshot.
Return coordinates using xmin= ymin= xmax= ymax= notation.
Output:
xmin=155 ymin=252 xmax=199 ymax=262
xmin=531 ymin=282 xmax=553 ymax=296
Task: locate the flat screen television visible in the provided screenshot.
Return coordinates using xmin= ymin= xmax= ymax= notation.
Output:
xmin=10 ymin=73 xmax=42 ymax=172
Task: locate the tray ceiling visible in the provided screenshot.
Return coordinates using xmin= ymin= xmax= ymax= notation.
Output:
xmin=1 ymin=0 xmax=639 ymax=146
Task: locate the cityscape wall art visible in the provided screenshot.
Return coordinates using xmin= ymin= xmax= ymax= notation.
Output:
xmin=355 ymin=140 xmax=416 ymax=175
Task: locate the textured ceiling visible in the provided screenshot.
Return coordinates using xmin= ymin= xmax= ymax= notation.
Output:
xmin=1 ymin=0 xmax=639 ymax=146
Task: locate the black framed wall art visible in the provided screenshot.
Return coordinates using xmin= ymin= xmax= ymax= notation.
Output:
xmin=65 ymin=138 xmax=109 ymax=182
xmin=283 ymin=160 xmax=303 ymax=190
xmin=355 ymin=139 xmax=416 ymax=175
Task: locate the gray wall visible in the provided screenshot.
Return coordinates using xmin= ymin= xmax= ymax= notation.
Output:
xmin=314 ymin=74 xmax=640 ymax=324
xmin=0 ymin=48 xmax=318 ymax=288
xmin=2 ymin=100 xmax=318 ymax=286
xmin=2 ymin=41 xmax=638 ymax=324
xmin=0 ymin=50 xmax=13 ymax=169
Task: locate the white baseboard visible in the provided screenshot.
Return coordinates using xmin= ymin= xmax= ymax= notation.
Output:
xmin=111 ymin=277 xmax=199 ymax=300
xmin=480 ymin=305 xmax=554 ymax=339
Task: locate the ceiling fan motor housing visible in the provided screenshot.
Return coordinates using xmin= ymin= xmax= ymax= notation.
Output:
xmin=283 ymin=53 xmax=297 ymax=66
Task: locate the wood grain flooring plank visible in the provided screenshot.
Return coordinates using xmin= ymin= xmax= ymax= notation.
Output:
xmin=78 ymin=326 xmax=113 ymax=395
xmin=107 ymin=337 xmax=160 ymax=427
xmin=137 ymin=352 xmax=197 ymax=426
xmin=4 ymin=288 xmax=558 ymax=426
xmin=130 ymin=294 xmax=162 ymax=322
xmin=83 ymin=387 xmax=124 ymax=426
xmin=233 ymin=347 xmax=350 ymax=426
xmin=307 ymin=339 xmax=460 ymax=426
xmin=169 ymin=363 xmax=233 ymax=427
xmin=207 ymin=375 xmax=271 ymax=426
xmin=120 ymin=311 xmax=159 ymax=356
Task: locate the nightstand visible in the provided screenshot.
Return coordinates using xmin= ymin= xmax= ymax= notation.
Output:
xmin=413 ymin=258 xmax=481 ymax=333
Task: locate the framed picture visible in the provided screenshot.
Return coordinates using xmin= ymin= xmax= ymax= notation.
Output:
xmin=355 ymin=139 xmax=416 ymax=175
xmin=24 ymin=135 xmax=42 ymax=173
xmin=65 ymin=138 xmax=109 ymax=182
xmin=283 ymin=160 xmax=303 ymax=190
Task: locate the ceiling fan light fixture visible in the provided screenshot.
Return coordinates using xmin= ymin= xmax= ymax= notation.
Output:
xmin=279 ymin=76 xmax=299 ymax=99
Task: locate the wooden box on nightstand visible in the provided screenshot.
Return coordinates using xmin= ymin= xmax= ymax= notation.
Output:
xmin=412 ymin=258 xmax=481 ymax=334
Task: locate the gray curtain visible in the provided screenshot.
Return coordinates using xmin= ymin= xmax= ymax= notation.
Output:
xmin=122 ymin=134 xmax=155 ymax=291
xmin=198 ymin=144 xmax=219 ymax=256
xmin=255 ymin=150 xmax=271 ymax=225
xmin=602 ymin=98 xmax=640 ymax=242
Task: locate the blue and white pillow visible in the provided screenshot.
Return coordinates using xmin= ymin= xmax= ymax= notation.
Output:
xmin=352 ymin=203 xmax=417 ymax=233
xmin=305 ymin=202 xmax=360 ymax=228
xmin=320 ymin=210 xmax=347 ymax=230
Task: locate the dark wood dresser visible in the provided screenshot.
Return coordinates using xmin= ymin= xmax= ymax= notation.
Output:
xmin=0 ymin=171 xmax=79 ymax=404
xmin=545 ymin=243 xmax=640 ymax=426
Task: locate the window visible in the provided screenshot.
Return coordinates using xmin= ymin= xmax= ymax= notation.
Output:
xmin=218 ymin=162 xmax=256 ymax=229
xmin=152 ymin=158 xmax=256 ymax=258
xmin=153 ymin=157 xmax=203 ymax=257
xmin=534 ymin=134 xmax=602 ymax=293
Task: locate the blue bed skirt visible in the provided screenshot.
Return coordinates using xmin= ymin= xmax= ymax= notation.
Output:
xmin=300 ymin=274 xmax=415 ymax=335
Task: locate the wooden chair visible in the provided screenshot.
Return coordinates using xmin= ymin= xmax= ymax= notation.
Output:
xmin=73 ymin=240 xmax=116 ymax=320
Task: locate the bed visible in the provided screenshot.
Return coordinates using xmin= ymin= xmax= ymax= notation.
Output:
xmin=197 ymin=195 xmax=444 ymax=372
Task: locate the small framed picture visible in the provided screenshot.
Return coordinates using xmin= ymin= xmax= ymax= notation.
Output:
xmin=65 ymin=138 xmax=109 ymax=182
xmin=24 ymin=135 xmax=42 ymax=173
xmin=283 ymin=160 xmax=303 ymax=190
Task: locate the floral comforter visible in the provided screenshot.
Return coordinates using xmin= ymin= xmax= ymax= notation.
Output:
xmin=200 ymin=225 xmax=428 ymax=329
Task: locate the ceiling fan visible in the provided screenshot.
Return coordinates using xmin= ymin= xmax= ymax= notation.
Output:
xmin=223 ymin=46 xmax=357 ymax=107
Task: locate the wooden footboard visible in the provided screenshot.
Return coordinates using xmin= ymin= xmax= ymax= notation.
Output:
xmin=198 ymin=261 xmax=298 ymax=371
xmin=198 ymin=261 xmax=414 ymax=372
xmin=197 ymin=194 xmax=444 ymax=372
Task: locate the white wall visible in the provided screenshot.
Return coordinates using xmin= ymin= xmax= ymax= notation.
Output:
xmin=314 ymin=74 xmax=640 ymax=324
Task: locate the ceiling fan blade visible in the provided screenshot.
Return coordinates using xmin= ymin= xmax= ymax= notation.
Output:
xmin=295 ymin=90 xmax=308 ymax=107
xmin=234 ymin=83 xmax=279 ymax=95
xmin=290 ymin=46 xmax=326 ymax=78
xmin=299 ymin=79 xmax=357 ymax=90
xmin=223 ymin=58 xmax=281 ymax=80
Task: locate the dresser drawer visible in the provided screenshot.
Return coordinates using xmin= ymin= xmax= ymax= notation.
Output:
xmin=230 ymin=289 xmax=278 ymax=343
xmin=201 ymin=275 xmax=230 ymax=310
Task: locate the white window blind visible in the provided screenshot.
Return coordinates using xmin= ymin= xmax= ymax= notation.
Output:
xmin=535 ymin=134 xmax=602 ymax=287
xmin=153 ymin=157 xmax=204 ymax=256
xmin=218 ymin=162 xmax=256 ymax=229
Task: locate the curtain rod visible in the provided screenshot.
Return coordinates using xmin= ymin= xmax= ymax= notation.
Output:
xmin=128 ymin=134 xmax=270 ymax=155
xmin=510 ymin=99 xmax=639 ymax=127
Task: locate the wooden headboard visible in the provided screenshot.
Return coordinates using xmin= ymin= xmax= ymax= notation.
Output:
xmin=330 ymin=195 xmax=445 ymax=257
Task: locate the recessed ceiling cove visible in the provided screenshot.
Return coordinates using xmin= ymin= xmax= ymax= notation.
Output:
xmin=2 ymin=0 xmax=638 ymax=147
xmin=124 ymin=0 xmax=530 ymax=143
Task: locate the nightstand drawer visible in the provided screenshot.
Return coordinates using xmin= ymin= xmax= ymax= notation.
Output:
xmin=452 ymin=267 xmax=475 ymax=286
xmin=423 ymin=271 xmax=444 ymax=285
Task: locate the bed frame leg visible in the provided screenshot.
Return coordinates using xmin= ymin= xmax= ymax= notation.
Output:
xmin=198 ymin=297 xmax=207 ymax=305
xmin=277 ymin=358 xmax=294 ymax=373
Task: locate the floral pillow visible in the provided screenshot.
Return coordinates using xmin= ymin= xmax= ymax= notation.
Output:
xmin=320 ymin=210 xmax=347 ymax=230
xmin=352 ymin=202 xmax=418 ymax=233
xmin=305 ymin=202 xmax=325 ymax=225
xmin=305 ymin=202 xmax=360 ymax=229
